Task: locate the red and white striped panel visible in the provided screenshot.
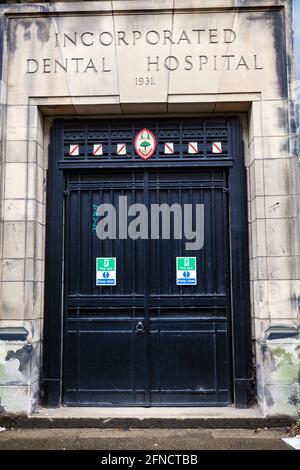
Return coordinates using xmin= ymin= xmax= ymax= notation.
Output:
xmin=212 ymin=142 xmax=222 ymax=154
xmin=188 ymin=142 xmax=198 ymax=154
xmin=117 ymin=144 xmax=127 ymax=155
xmin=164 ymin=143 xmax=174 ymax=154
xmin=69 ymin=144 xmax=79 ymax=156
xmin=93 ymin=144 xmax=103 ymax=156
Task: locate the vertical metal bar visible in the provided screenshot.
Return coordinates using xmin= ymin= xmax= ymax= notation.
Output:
xmin=121 ymin=187 xmax=125 ymax=296
xmin=211 ymin=184 xmax=217 ymax=295
xmin=88 ymin=190 xmax=92 ymax=295
xmin=200 ymin=187 xmax=203 ymax=295
xmin=207 ymin=172 xmax=213 ymax=294
xmin=179 ymin=121 xmax=182 ymax=159
xmin=188 ymin=186 xmax=192 ymax=297
xmin=110 ymin=187 xmax=114 ymax=297
xmin=204 ymin=121 xmax=207 ymax=159
xmin=155 ymin=121 xmax=159 ymax=161
xmin=131 ymin=174 xmax=136 ymax=401
xmin=132 ymin=305 xmax=136 ymax=401
xmin=213 ymin=322 xmax=219 ymax=403
xmin=84 ymin=122 xmax=88 ymax=159
xmin=143 ymin=169 xmax=151 ymax=406
xmin=108 ymin=123 xmax=112 ymax=160
xmin=156 ymin=172 xmax=160 ymax=296
xmin=76 ymin=177 xmax=82 ymax=404
xmin=78 ymin=177 xmax=82 ymax=295
xmin=62 ymin=178 xmax=70 ymax=404
xmin=76 ymin=306 xmax=81 ymax=404
xmin=132 ymin=172 xmax=136 ymax=297
xmin=156 ymin=171 xmax=161 ymax=403
xmin=223 ymin=177 xmax=234 ymax=403
xmin=151 ymin=172 xmax=161 ymax=404
xmin=168 ymin=188 xmax=171 ymax=296
xmin=157 ymin=305 xmax=161 ymax=404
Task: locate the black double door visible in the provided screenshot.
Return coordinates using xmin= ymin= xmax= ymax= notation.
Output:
xmin=63 ymin=167 xmax=232 ymax=406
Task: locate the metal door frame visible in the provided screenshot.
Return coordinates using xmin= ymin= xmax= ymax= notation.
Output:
xmin=42 ymin=117 xmax=253 ymax=408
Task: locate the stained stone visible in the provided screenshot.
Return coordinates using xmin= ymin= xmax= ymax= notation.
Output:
xmin=0 ymin=0 xmax=298 ymax=419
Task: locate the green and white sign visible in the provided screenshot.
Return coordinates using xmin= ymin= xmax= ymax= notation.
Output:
xmin=96 ymin=257 xmax=116 ymax=286
xmin=176 ymin=257 xmax=197 ymax=285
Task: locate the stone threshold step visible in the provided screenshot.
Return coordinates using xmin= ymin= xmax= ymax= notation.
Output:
xmin=0 ymin=407 xmax=294 ymax=429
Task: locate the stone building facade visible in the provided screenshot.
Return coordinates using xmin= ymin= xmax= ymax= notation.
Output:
xmin=0 ymin=0 xmax=299 ymax=417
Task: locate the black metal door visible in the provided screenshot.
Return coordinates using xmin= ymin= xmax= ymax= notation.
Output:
xmin=63 ymin=168 xmax=231 ymax=406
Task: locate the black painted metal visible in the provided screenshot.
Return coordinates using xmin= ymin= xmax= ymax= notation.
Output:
xmin=43 ymin=126 xmax=65 ymax=406
xmin=62 ymin=120 xmax=230 ymax=163
xmin=42 ymin=117 xmax=252 ymax=408
xmin=0 ymin=327 xmax=28 ymax=342
xmin=229 ymin=123 xmax=253 ymax=407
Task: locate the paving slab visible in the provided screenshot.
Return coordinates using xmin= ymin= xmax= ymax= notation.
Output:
xmin=0 ymin=407 xmax=294 ymax=429
xmin=0 ymin=428 xmax=293 ymax=450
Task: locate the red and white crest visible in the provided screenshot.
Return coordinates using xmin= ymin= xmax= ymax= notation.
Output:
xmin=134 ymin=128 xmax=156 ymax=160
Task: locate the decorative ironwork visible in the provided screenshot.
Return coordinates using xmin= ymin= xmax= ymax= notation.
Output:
xmin=62 ymin=119 xmax=230 ymax=161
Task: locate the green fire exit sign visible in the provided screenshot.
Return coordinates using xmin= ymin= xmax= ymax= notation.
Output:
xmin=96 ymin=257 xmax=116 ymax=286
xmin=176 ymin=257 xmax=197 ymax=285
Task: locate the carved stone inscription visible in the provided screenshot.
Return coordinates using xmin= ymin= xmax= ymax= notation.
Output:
xmin=26 ymin=28 xmax=263 ymax=75
xmin=7 ymin=11 xmax=283 ymax=103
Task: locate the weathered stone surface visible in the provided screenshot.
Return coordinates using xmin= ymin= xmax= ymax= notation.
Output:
xmin=5 ymin=6 xmax=287 ymax=105
xmin=1 ymin=282 xmax=25 ymax=320
xmin=267 ymin=256 xmax=296 ymax=281
xmin=252 ymin=257 xmax=268 ymax=281
xmin=2 ymin=222 xmax=26 ymax=259
xmin=0 ymin=1 xmax=298 ymax=418
xmin=252 ymin=281 xmax=269 ymax=319
xmin=3 ymin=199 xmax=27 ymax=221
xmin=4 ymin=163 xmax=27 ymax=199
xmin=0 ymin=385 xmax=31 ymax=415
xmin=265 ymin=195 xmax=298 ymax=219
xmin=2 ymin=259 xmax=25 ymax=282
xmin=259 ymin=331 xmax=300 ymax=415
xmin=266 ymin=219 xmax=294 ymax=257
xmin=267 ymin=281 xmax=298 ymax=319
xmin=264 ymin=159 xmax=293 ymax=196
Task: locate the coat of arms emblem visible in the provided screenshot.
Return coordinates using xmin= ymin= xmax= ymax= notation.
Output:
xmin=134 ymin=128 xmax=156 ymax=160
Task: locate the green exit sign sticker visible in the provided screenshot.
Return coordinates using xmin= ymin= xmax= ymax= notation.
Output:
xmin=96 ymin=257 xmax=116 ymax=286
xmin=176 ymin=257 xmax=197 ymax=285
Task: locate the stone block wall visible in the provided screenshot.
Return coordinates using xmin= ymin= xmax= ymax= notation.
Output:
xmin=0 ymin=0 xmax=299 ymax=416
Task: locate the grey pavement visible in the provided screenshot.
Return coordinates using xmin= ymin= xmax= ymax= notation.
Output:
xmin=0 ymin=428 xmax=293 ymax=450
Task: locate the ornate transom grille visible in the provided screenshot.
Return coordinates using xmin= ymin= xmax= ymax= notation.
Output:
xmin=62 ymin=119 xmax=230 ymax=162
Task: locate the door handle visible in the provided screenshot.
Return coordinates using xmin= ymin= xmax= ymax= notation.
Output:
xmin=135 ymin=321 xmax=145 ymax=333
